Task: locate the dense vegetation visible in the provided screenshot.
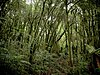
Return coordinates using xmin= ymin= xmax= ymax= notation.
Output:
xmin=0 ymin=0 xmax=100 ymax=75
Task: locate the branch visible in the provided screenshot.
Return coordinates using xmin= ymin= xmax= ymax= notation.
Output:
xmin=56 ymin=23 xmax=74 ymax=43
xmin=68 ymin=0 xmax=80 ymax=13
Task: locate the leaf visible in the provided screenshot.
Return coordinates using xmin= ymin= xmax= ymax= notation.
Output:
xmin=20 ymin=60 xmax=31 ymax=65
xmin=86 ymin=44 xmax=95 ymax=53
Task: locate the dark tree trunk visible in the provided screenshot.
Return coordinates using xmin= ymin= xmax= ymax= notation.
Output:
xmin=0 ymin=0 xmax=9 ymax=40
xmin=97 ymin=12 xmax=100 ymax=48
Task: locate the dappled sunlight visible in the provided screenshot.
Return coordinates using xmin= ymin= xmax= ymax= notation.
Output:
xmin=0 ymin=0 xmax=100 ymax=75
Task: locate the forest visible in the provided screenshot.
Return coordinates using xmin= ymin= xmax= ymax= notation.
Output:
xmin=0 ymin=0 xmax=100 ymax=75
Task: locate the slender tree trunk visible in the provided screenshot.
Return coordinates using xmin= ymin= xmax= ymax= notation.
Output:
xmin=65 ymin=0 xmax=72 ymax=67
xmin=97 ymin=12 xmax=100 ymax=48
xmin=91 ymin=10 xmax=95 ymax=47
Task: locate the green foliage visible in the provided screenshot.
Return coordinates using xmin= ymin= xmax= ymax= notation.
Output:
xmin=86 ymin=44 xmax=95 ymax=53
xmin=0 ymin=0 xmax=100 ymax=75
xmin=0 ymin=47 xmax=30 ymax=75
xmin=31 ymin=50 xmax=67 ymax=74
